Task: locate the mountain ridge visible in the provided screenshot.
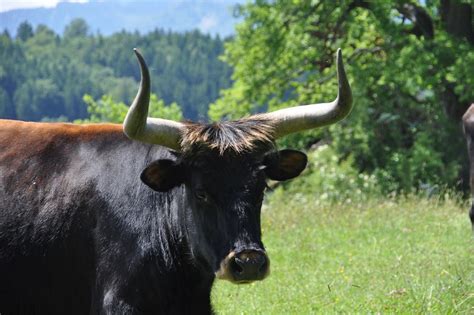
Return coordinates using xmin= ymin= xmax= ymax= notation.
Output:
xmin=1 ymin=1 xmax=242 ymax=37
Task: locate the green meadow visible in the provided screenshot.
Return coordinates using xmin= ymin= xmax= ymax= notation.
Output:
xmin=212 ymin=194 xmax=474 ymax=314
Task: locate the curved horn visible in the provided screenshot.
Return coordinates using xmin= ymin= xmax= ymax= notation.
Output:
xmin=262 ymin=48 xmax=353 ymax=138
xmin=123 ymin=48 xmax=184 ymax=150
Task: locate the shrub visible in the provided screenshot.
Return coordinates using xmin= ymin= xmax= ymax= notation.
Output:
xmin=270 ymin=144 xmax=381 ymax=205
xmin=76 ymin=94 xmax=182 ymax=124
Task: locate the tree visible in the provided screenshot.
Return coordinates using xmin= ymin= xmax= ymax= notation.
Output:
xmin=0 ymin=87 xmax=14 ymax=118
xmin=209 ymin=0 xmax=474 ymax=192
xmin=0 ymin=30 xmax=24 ymax=119
xmin=64 ymin=18 xmax=89 ymax=38
xmin=14 ymin=79 xmax=64 ymax=121
xmin=17 ymin=21 xmax=34 ymax=41
xmin=0 ymin=24 xmax=231 ymax=123
xmin=77 ymin=93 xmax=182 ymax=124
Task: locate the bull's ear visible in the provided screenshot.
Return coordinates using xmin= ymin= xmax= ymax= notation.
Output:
xmin=264 ymin=149 xmax=307 ymax=181
xmin=140 ymin=159 xmax=185 ymax=192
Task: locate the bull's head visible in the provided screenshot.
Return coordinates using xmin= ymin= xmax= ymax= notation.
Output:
xmin=123 ymin=49 xmax=352 ymax=284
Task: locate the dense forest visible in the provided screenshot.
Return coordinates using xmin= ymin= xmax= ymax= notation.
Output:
xmin=208 ymin=0 xmax=474 ymax=193
xmin=0 ymin=18 xmax=232 ymax=121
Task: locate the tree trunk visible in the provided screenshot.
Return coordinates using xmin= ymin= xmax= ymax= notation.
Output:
xmin=441 ymin=0 xmax=474 ymax=44
xmin=438 ymin=1 xmax=473 ymax=121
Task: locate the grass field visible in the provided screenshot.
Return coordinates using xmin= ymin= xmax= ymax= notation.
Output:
xmin=211 ymin=193 xmax=474 ymax=314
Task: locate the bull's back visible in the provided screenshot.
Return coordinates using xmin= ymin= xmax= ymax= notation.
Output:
xmin=0 ymin=120 xmax=125 ymax=314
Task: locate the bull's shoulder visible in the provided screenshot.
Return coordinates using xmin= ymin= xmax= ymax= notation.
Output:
xmin=462 ymin=104 xmax=474 ymax=127
xmin=462 ymin=105 xmax=474 ymax=138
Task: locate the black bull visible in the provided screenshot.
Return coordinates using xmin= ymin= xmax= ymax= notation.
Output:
xmin=462 ymin=103 xmax=474 ymax=229
xmin=0 ymin=49 xmax=352 ymax=314
xmin=0 ymin=120 xmax=306 ymax=314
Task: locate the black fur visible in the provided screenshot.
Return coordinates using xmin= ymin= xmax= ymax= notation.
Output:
xmin=462 ymin=105 xmax=474 ymax=229
xmin=0 ymin=120 xmax=306 ymax=314
xmin=0 ymin=126 xmax=214 ymax=314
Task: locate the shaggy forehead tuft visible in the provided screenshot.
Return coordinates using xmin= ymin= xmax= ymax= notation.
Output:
xmin=181 ymin=117 xmax=275 ymax=155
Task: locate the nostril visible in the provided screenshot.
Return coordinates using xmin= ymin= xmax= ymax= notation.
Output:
xmin=257 ymin=256 xmax=267 ymax=273
xmin=233 ymin=252 xmax=268 ymax=275
xmin=230 ymin=257 xmax=244 ymax=274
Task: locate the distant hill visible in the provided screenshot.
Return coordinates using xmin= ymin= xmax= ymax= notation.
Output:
xmin=0 ymin=0 xmax=243 ymax=37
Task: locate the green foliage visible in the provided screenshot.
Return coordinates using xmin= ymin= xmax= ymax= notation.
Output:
xmin=17 ymin=21 xmax=33 ymax=42
xmin=13 ymin=79 xmax=64 ymax=121
xmin=272 ymin=145 xmax=381 ymax=204
xmin=0 ymin=19 xmax=231 ymax=122
xmin=63 ymin=18 xmax=89 ymax=38
xmin=76 ymin=93 xmax=182 ymax=124
xmin=0 ymin=86 xmax=13 ymax=118
xmin=210 ymin=0 xmax=474 ymax=192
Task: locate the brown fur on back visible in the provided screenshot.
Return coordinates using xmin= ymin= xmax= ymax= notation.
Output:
xmin=181 ymin=117 xmax=275 ymax=155
xmin=0 ymin=118 xmax=275 ymax=158
xmin=0 ymin=119 xmax=123 ymax=156
xmin=0 ymin=119 xmax=122 ymax=142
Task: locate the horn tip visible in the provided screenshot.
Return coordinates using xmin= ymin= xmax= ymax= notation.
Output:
xmin=336 ymin=48 xmax=344 ymax=69
xmin=133 ymin=48 xmax=142 ymax=58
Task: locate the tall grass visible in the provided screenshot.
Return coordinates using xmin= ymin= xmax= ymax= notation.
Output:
xmin=211 ymin=192 xmax=473 ymax=314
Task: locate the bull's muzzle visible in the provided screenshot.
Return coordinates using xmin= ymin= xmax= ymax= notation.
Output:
xmin=215 ymin=249 xmax=270 ymax=284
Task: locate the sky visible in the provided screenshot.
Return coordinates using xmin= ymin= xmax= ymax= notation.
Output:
xmin=0 ymin=0 xmax=238 ymax=13
xmin=0 ymin=0 xmax=87 ymax=12
xmin=0 ymin=0 xmax=241 ymax=37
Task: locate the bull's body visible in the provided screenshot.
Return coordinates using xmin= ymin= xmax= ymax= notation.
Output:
xmin=462 ymin=104 xmax=474 ymax=228
xmin=0 ymin=49 xmax=353 ymax=314
xmin=0 ymin=120 xmax=212 ymax=314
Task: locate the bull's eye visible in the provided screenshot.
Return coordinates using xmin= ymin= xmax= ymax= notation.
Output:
xmin=195 ymin=190 xmax=209 ymax=202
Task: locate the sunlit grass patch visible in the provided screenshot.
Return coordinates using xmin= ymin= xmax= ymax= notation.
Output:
xmin=212 ymin=194 xmax=473 ymax=314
